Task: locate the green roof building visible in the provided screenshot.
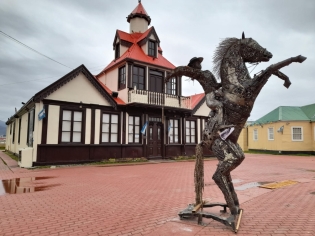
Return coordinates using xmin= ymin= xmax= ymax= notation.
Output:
xmin=238 ymin=103 xmax=315 ymax=154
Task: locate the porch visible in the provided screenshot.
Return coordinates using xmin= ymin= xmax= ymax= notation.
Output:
xmin=128 ymin=89 xmax=191 ymax=109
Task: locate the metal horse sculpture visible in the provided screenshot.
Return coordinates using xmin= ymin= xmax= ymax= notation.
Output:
xmin=165 ymin=32 xmax=306 ymax=232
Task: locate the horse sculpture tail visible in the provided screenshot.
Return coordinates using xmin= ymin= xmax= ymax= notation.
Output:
xmin=194 ymin=143 xmax=204 ymax=205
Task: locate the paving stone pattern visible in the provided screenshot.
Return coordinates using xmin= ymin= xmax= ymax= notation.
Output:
xmin=0 ymin=152 xmax=315 ymax=236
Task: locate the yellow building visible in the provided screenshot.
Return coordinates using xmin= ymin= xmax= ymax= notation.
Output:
xmin=238 ymin=104 xmax=315 ymax=154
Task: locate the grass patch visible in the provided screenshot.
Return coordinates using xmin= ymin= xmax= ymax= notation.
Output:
xmin=245 ymin=150 xmax=314 ymax=156
xmin=171 ymin=155 xmax=196 ymax=161
xmin=30 ymin=157 xmax=149 ymax=169
xmin=3 ymin=150 xmax=19 ymax=162
xmin=89 ymin=157 xmax=148 ymax=165
xmin=0 ymin=146 xmax=5 ymax=150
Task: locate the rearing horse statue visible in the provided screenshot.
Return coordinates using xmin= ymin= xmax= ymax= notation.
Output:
xmin=165 ymin=32 xmax=306 ymax=232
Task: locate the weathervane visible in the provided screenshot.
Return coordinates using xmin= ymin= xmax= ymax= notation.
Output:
xmin=165 ymin=32 xmax=306 ymax=233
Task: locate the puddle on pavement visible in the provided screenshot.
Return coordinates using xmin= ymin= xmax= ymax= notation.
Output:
xmin=235 ymin=181 xmax=273 ymax=191
xmin=0 ymin=177 xmax=58 ymax=196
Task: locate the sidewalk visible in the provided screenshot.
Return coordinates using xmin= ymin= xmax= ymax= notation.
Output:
xmin=0 ymin=152 xmax=315 ymax=235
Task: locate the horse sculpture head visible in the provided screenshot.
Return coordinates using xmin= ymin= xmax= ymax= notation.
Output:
xmin=240 ymin=32 xmax=273 ymax=63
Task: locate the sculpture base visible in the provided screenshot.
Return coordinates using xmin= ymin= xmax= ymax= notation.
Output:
xmin=178 ymin=202 xmax=243 ymax=233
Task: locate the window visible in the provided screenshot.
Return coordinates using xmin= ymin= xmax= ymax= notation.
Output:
xmin=118 ymin=66 xmax=126 ymax=90
xmin=185 ymin=120 xmax=196 ymax=143
xmin=268 ymin=127 xmax=274 ymax=140
xmin=101 ymin=113 xmax=119 ymax=143
xmin=132 ymin=66 xmax=145 ymax=90
xmin=128 ymin=116 xmax=140 ymax=143
xmin=253 ymin=129 xmax=258 ymax=141
xmin=166 ymin=77 xmax=177 ymax=95
xmin=169 ymin=119 xmax=179 ymax=143
xmin=149 ymin=127 xmax=153 ymax=140
xmin=61 ymin=110 xmax=83 ymax=143
xmin=18 ymin=118 xmax=21 ymax=144
xmin=115 ymin=43 xmax=120 ymax=59
xmin=27 ymin=109 xmax=35 ymax=147
xmin=148 ymin=40 xmax=156 ymax=57
xmin=292 ymin=127 xmax=303 ymax=141
xmin=12 ymin=122 xmax=16 ymax=143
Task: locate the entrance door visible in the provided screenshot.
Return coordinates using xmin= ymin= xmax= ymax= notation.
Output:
xmin=147 ymin=121 xmax=162 ymax=157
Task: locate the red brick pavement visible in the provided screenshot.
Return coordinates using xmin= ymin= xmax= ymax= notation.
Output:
xmin=0 ymin=152 xmax=315 ymax=236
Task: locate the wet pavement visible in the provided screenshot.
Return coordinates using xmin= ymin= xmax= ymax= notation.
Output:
xmin=0 ymin=151 xmax=315 ymax=236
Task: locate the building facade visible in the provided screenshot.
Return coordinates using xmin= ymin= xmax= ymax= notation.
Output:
xmin=238 ymin=104 xmax=315 ymax=154
xmin=5 ymin=2 xmax=210 ymax=167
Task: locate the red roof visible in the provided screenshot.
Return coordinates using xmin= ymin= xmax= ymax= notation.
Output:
xmin=94 ymin=77 xmax=126 ymax=105
xmin=131 ymin=2 xmax=148 ymax=15
xmin=98 ymin=27 xmax=175 ymax=75
xmin=136 ymin=27 xmax=151 ymax=42
xmin=190 ymin=93 xmax=205 ymax=109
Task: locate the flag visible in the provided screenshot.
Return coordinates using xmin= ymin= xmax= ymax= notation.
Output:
xmin=38 ymin=108 xmax=46 ymax=120
xmin=141 ymin=121 xmax=148 ymax=134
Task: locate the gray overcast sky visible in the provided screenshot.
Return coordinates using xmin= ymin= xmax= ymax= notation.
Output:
xmin=0 ymin=0 xmax=314 ymax=122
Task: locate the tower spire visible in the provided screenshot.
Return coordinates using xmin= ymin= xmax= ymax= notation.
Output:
xmin=127 ymin=1 xmax=151 ymax=33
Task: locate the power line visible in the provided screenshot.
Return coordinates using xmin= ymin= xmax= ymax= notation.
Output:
xmin=0 ymin=64 xmax=107 ymax=87
xmin=0 ymin=75 xmax=62 ymax=87
xmin=0 ymin=30 xmax=73 ymax=69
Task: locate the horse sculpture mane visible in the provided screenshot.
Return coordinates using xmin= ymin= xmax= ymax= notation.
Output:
xmin=212 ymin=37 xmax=239 ymax=80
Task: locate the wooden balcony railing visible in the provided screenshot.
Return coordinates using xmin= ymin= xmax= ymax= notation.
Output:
xmin=128 ymin=89 xmax=191 ymax=109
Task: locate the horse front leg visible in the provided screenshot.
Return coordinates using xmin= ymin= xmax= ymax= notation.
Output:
xmin=249 ymin=55 xmax=306 ymax=92
xmin=272 ymin=70 xmax=291 ymax=88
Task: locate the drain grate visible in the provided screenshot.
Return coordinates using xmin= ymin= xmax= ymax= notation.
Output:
xmin=260 ymin=180 xmax=298 ymax=189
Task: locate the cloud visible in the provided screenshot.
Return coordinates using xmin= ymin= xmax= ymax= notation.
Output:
xmin=0 ymin=0 xmax=314 ymax=122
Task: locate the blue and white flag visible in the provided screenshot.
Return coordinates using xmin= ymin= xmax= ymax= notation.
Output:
xmin=38 ymin=108 xmax=46 ymax=121
xmin=168 ymin=122 xmax=172 ymax=136
xmin=140 ymin=121 xmax=148 ymax=134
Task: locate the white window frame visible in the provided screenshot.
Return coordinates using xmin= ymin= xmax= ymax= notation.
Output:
xmin=169 ymin=119 xmax=179 ymax=144
xmin=128 ymin=115 xmax=140 ymax=144
xmin=268 ymin=127 xmax=274 ymax=140
xmin=253 ymin=129 xmax=258 ymax=141
xmin=101 ymin=113 xmax=119 ymax=143
xmin=291 ymin=126 xmax=303 ymax=141
xmin=185 ymin=120 xmax=196 ymax=144
xmin=61 ymin=110 xmax=83 ymax=143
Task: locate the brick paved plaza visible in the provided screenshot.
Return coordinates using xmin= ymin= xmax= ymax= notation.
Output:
xmin=0 ymin=152 xmax=315 ymax=236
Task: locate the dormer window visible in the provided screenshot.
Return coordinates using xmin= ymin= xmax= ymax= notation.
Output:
xmin=148 ymin=40 xmax=156 ymax=57
xmin=115 ymin=43 xmax=120 ymax=59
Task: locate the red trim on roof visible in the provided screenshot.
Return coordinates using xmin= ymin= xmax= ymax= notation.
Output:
xmin=190 ymin=93 xmax=205 ymax=109
xmin=94 ymin=77 xmax=126 ymax=105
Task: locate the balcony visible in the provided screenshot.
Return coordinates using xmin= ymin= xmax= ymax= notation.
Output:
xmin=128 ymin=89 xmax=191 ymax=109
